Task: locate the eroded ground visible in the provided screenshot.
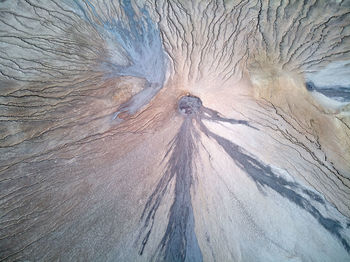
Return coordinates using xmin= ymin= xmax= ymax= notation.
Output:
xmin=1 ymin=0 xmax=350 ymax=261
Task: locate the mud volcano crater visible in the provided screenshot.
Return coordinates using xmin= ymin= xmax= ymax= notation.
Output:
xmin=178 ymin=95 xmax=202 ymax=116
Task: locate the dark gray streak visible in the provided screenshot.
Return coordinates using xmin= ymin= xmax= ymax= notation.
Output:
xmin=306 ymin=81 xmax=350 ymax=102
xmin=199 ymin=120 xmax=350 ymax=253
xmin=139 ymin=118 xmax=202 ymax=262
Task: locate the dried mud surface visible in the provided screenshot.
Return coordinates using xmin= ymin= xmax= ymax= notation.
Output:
xmin=1 ymin=1 xmax=350 ymax=261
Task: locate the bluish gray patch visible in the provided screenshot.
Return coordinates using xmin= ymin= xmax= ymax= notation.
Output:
xmin=302 ymin=189 xmax=325 ymax=204
xmin=73 ymin=0 xmax=167 ymax=118
xmin=306 ymin=81 xmax=350 ymax=102
xmin=316 ymin=87 xmax=350 ymax=102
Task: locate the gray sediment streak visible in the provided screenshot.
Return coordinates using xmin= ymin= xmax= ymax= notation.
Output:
xmin=198 ymin=112 xmax=350 ymax=254
xmin=139 ymin=116 xmax=202 ymax=262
